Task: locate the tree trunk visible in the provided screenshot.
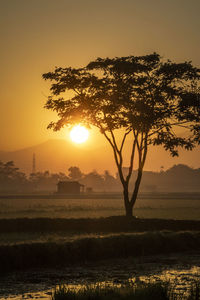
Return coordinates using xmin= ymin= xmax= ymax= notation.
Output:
xmin=131 ymin=168 xmax=143 ymax=211
xmin=123 ymin=168 xmax=144 ymax=218
xmin=125 ymin=203 xmax=133 ymax=217
xmin=123 ymin=185 xmax=133 ymax=217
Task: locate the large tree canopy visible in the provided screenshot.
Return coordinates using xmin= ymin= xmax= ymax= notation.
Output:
xmin=43 ymin=53 xmax=200 ymax=217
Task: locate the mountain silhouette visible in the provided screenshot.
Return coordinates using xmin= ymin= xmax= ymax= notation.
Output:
xmin=0 ymin=139 xmax=199 ymax=174
xmin=0 ymin=139 xmax=114 ymax=174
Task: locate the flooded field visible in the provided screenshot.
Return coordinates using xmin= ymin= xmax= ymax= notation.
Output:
xmin=0 ymin=252 xmax=200 ymax=299
xmin=0 ymin=194 xmax=200 ymax=299
xmin=0 ymin=193 xmax=200 ymax=220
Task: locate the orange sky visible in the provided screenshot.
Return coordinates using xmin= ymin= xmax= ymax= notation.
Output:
xmin=0 ymin=0 xmax=200 ymax=171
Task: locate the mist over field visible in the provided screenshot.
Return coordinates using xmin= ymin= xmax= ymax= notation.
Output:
xmin=0 ymin=194 xmax=200 ymax=220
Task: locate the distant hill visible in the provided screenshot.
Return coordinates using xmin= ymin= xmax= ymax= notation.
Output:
xmin=0 ymin=139 xmax=115 ymax=174
xmin=0 ymin=139 xmax=199 ymax=174
xmin=140 ymin=164 xmax=200 ymax=192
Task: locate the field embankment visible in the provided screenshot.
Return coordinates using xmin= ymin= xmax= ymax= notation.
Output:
xmin=1 ymin=217 xmax=200 ymax=273
xmin=1 ymin=216 xmax=200 ymax=233
xmin=1 ymin=230 xmax=200 ymax=273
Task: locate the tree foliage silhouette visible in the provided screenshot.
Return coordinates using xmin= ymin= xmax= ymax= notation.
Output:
xmin=68 ymin=166 xmax=83 ymax=181
xmin=43 ymin=53 xmax=200 ymax=217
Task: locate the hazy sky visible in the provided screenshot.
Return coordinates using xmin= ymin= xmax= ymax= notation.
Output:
xmin=0 ymin=0 xmax=200 ymax=156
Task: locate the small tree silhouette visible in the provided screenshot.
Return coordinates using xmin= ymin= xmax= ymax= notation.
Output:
xmin=43 ymin=53 xmax=200 ymax=217
xmin=68 ymin=166 xmax=83 ymax=181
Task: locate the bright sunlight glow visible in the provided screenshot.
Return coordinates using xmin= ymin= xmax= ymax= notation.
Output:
xmin=70 ymin=125 xmax=89 ymax=144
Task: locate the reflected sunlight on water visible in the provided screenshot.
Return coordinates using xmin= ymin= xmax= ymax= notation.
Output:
xmin=1 ymin=263 xmax=200 ymax=299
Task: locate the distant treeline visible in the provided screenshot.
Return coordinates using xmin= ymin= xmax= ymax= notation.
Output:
xmin=0 ymin=161 xmax=200 ymax=193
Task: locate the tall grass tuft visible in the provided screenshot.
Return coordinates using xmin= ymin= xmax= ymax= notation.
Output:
xmin=52 ymin=282 xmax=170 ymax=300
xmin=188 ymin=281 xmax=200 ymax=299
xmin=52 ymin=280 xmax=200 ymax=300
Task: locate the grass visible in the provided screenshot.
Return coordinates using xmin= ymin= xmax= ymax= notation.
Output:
xmin=52 ymin=280 xmax=200 ymax=300
xmin=0 ymin=216 xmax=200 ymax=274
xmin=0 ymin=230 xmax=200 ymax=273
xmin=52 ymin=282 xmax=170 ymax=300
xmin=188 ymin=281 xmax=200 ymax=300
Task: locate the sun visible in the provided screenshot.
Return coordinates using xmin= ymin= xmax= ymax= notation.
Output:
xmin=70 ymin=125 xmax=89 ymax=144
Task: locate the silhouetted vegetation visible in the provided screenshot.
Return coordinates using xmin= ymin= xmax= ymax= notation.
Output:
xmin=68 ymin=166 xmax=83 ymax=181
xmin=52 ymin=282 xmax=170 ymax=300
xmin=29 ymin=171 xmax=69 ymax=192
xmin=188 ymin=281 xmax=200 ymax=300
xmin=1 ymin=160 xmax=200 ymax=194
xmin=43 ymin=53 xmax=200 ymax=217
xmin=0 ymin=161 xmax=28 ymax=193
xmin=0 ymin=161 xmax=68 ymax=193
xmin=52 ymin=280 xmax=200 ymax=300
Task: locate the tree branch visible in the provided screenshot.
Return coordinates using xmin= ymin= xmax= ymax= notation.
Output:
xmin=126 ymin=131 xmax=137 ymax=183
xmin=102 ymin=130 xmax=125 ymax=185
xmin=120 ymin=130 xmax=131 ymax=153
xmin=141 ymin=133 xmax=148 ymax=168
xmin=148 ymin=120 xmax=193 ymax=139
xmin=134 ymin=131 xmax=142 ymax=167
xmin=110 ymin=130 xmax=120 ymax=154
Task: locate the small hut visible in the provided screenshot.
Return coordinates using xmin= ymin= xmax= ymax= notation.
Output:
xmin=57 ymin=181 xmax=84 ymax=194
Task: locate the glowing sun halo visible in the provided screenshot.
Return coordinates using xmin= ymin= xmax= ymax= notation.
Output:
xmin=70 ymin=125 xmax=89 ymax=144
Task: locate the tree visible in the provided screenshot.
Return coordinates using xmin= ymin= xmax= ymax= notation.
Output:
xmin=29 ymin=171 xmax=68 ymax=191
xmin=0 ymin=161 xmax=27 ymax=192
xmin=103 ymin=170 xmax=118 ymax=191
xmin=68 ymin=166 xmax=83 ymax=181
xmin=43 ymin=53 xmax=200 ymax=217
xmin=81 ymin=170 xmax=104 ymax=191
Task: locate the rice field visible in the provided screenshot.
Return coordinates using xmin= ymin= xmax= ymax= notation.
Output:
xmin=0 ymin=193 xmax=200 ymax=299
xmin=1 ymin=254 xmax=200 ymax=299
xmin=0 ymin=193 xmax=200 ymax=220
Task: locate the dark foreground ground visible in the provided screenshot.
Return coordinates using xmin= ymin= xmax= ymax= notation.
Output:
xmin=1 ymin=251 xmax=200 ymax=299
xmin=1 ymin=215 xmax=200 ymax=233
xmin=1 ymin=216 xmax=200 ymax=273
xmin=1 ymin=217 xmax=200 ymax=299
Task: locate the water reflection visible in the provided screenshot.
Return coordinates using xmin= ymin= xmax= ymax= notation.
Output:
xmin=1 ymin=259 xmax=200 ymax=299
